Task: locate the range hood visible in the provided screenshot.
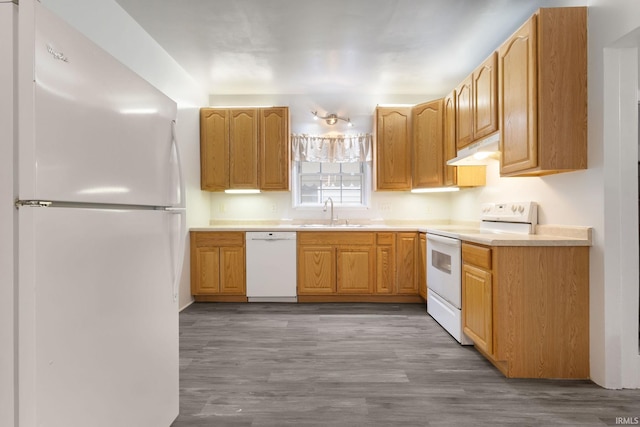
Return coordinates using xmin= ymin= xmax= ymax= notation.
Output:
xmin=447 ymin=132 xmax=500 ymax=166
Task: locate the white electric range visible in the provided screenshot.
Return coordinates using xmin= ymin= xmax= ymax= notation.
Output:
xmin=425 ymin=202 xmax=538 ymax=344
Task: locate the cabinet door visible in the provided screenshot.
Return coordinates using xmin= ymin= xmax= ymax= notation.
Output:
xmin=499 ymin=15 xmax=538 ymax=175
xmin=219 ymin=246 xmax=246 ymax=294
xmin=229 ymin=108 xmax=259 ymax=188
xmin=298 ymin=246 xmax=336 ymax=294
xmin=418 ymin=233 xmax=427 ymax=299
xmin=455 ymin=76 xmax=473 ymax=150
xmin=200 ymin=108 xmax=229 ymax=191
xmin=375 ymin=107 xmax=412 ymax=190
xmin=473 ymin=52 xmax=498 ymax=140
xmin=191 ymin=246 xmax=220 ymax=294
xmin=336 ymin=246 xmax=374 ymax=294
xmin=412 ymin=99 xmax=444 ymax=189
xmin=443 ymin=90 xmax=457 ymax=187
xmin=376 ymin=246 xmax=395 ymax=294
xmin=260 ymin=107 xmax=289 ymax=191
xmin=462 ymin=263 xmax=493 ymax=355
xmin=396 ymin=233 xmax=418 ymax=294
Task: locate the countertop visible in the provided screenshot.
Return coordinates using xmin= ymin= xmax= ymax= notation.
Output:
xmin=422 ymin=224 xmax=592 ymax=247
xmin=191 ymin=222 xmax=592 ymax=247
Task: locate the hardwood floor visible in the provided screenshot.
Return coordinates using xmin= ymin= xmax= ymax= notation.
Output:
xmin=172 ymin=303 xmax=640 ymax=426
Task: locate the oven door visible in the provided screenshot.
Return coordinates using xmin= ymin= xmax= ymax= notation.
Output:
xmin=426 ymin=233 xmax=462 ymax=308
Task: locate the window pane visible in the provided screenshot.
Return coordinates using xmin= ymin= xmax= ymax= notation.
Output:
xmin=300 ymin=162 xmax=321 ymax=174
xmin=341 ymin=162 xmax=362 ymax=174
xmin=296 ymin=161 xmax=368 ymax=207
xmin=322 ymin=163 xmax=341 ymax=174
xmin=342 ymin=175 xmax=361 ymax=188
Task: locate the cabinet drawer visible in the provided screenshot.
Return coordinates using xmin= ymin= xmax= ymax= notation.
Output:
xmin=192 ymin=231 xmax=244 ymax=247
xmin=376 ymin=233 xmax=394 ymax=245
xmin=462 ymin=243 xmax=491 ymax=270
xmin=298 ymin=232 xmax=375 ymax=246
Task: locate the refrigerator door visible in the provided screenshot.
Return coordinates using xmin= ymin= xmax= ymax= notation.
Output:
xmin=24 ymin=4 xmax=178 ymax=206
xmin=19 ymin=207 xmax=179 ymax=427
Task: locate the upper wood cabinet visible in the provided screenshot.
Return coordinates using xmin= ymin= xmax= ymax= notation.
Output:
xmin=260 ymin=107 xmax=290 ymax=191
xmin=456 ymin=53 xmax=498 ymax=151
xmin=473 ymin=53 xmax=499 ymax=141
xmin=443 ymin=90 xmax=457 ymax=187
xmin=229 ymin=108 xmax=259 ymax=189
xmin=455 ymin=76 xmax=474 ymax=150
xmin=375 ymin=106 xmax=412 ymax=190
xmin=441 ymin=91 xmax=487 ymax=188
xmin=200 ymin=106 xmax=290 ymax=191
xmin=412 ymin=99 xmax=444 ymax=189
xmin=499 ymin=7 xmax=587 ymax=177
xmin=200 ymin=109 xmax=229 ymax=191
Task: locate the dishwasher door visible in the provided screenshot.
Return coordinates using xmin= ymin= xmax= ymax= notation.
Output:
xmin=245 ymin=232 xmax=297 ymax=302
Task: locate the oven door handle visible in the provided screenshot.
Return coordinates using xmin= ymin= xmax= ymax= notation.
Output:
xmin=426 ymin=234 xmax=461 ymax=247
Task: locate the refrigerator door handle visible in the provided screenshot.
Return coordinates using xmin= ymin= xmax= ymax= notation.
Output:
xmin=171 ymin=120 xmax=186 ymax=209
xmin=169 ymin=120 xmax=186 ymax=303
xmin=165 ymin=208 xmax=185 ymax=303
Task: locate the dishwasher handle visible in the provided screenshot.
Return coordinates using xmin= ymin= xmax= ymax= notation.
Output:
xmin=246 ymin=232 xmax=297 ymax=242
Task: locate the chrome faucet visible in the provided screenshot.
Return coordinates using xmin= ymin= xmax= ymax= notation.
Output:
xmin=323 ymin=197 xmax=335 ymax=225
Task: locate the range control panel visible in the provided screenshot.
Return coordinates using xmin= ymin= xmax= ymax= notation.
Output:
xmin=480 ymin=201 xmax=538 ymax=224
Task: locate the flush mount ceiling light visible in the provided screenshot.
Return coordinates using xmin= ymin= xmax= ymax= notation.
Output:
xmin=312 ymin=111 xmax=353 ymax=127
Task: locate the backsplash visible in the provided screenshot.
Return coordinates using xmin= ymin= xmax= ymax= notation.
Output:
xmin=209 ymin=190 xmax=453 ymax=223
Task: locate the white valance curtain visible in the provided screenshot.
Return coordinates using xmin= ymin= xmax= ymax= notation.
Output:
xmin=292 ymin=133 xmax=373 ymax=163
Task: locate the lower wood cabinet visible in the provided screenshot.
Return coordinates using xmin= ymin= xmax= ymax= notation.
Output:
xmin=462 ymin=262 xmax=493 ymax=355
xmin=190 ymin=231 xmax=247 ymax=302
xmin=297 ymin=231 xmax=421 ymax=302
xmin=190 ymin=230 xmax=424 ymax=304
xmin=418 ymin=233 xmax=427 ymax=299
xmin=298 ymin=244 xmax=335 ymax=294
xmin=375 ymin=233 xmax=395 ymax=294
xmin=461 ymin=242 xmax=589 ymax=379
xmin=396 ymin=232 xmax=418 ymax=294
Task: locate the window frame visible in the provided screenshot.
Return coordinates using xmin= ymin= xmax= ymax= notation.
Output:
xmin=291 ymin=160 xmax=372 ymax=209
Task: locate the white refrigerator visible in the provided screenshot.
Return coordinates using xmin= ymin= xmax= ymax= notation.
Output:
xmin=14 ymin=3 xmax=184 ymax=426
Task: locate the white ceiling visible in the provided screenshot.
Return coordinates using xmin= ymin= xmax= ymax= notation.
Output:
xmin=113 ymin=0 xmax=570 ymax=98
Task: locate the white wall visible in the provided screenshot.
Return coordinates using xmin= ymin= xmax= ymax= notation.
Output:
xmin=452 ymin=0 xmax=640 ymax=389
xmin=39 ymin=0 xmax=210 ymax=310
xmin=1 ymin=3 xmax=17 ymax=426
xmin=208 ymin=191 xmax=453 ymax=224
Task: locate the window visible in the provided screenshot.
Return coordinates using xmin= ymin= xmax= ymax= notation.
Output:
xmin=293 ymin=160 xmax=371 ymax=207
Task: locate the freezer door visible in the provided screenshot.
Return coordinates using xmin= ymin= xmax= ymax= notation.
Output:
xmin=18 ymin=207 xmax=179 ymax=427
xmin=24 ymin=4 xmax=178 ymax=206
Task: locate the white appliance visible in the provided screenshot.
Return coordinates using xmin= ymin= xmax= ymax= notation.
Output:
xmin=246 ymin=231 xmax=298 ymax=302
xmin=1 ymin=2 xmax=17 ymax=427
xmin=426 ymin=202 xmax=537 ymax=345
xmin=13 ymin=3 xmax=184 ymax=427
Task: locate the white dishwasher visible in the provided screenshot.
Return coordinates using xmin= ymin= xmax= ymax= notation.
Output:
xmin=245 ymin=231 xmax=297 ymax=302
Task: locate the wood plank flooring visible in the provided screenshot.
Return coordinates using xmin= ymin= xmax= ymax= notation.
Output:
xmin=171 ymin=303 xmax=640 ymax=426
